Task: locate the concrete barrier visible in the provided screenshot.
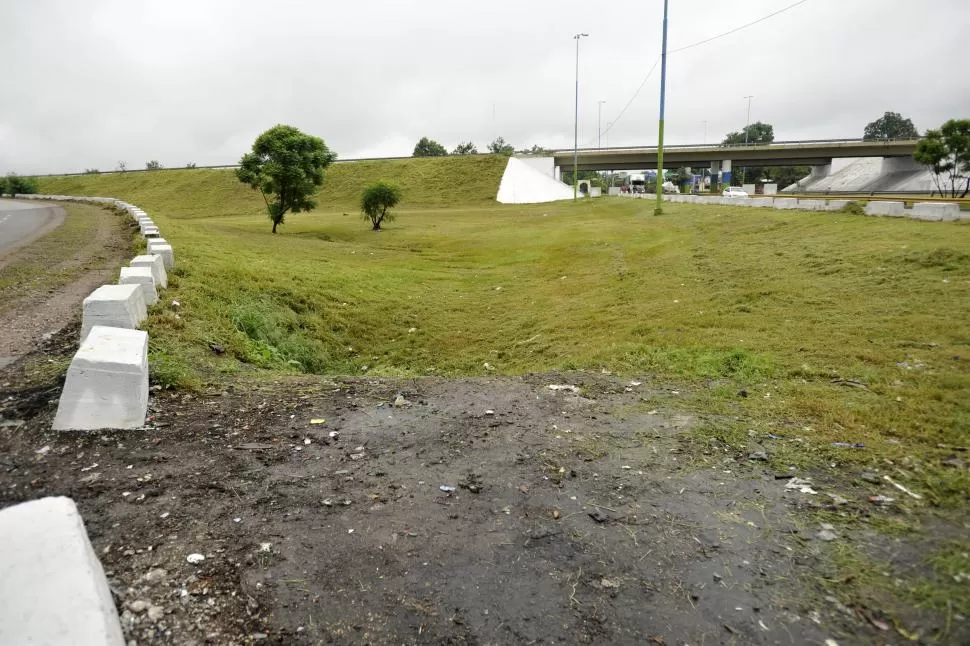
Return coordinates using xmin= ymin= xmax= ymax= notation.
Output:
xmin=748 ymin=197 xmax=775 ymax=207
xmin=796 ymin=199 xmax=826 ymax=211
xmin=147 ymin=240 xmax=174 ymax=269
xmin=119 ymin=266 xmax=158 ymax=305
xmin=80 ymin=284 xmax=147 ymax=341
xmin=53 ymin=326 xmax=149 ymax=430
xmin=142 ymin=226 xmax=161 ymax=238
xmin=864 ymin=201 xmax=905 ymax=217
xmin=910 ymin=202 xmax=960 ymax=221
xmin=0 ymin=497 xmax=125 ymax=645
xmin=824 ymin=200 xmax=850 ymax=211
xmin=130 ymin=254 xmax=167 ymax=288
xmin=773 ymin=198 xmax=799 ymax=209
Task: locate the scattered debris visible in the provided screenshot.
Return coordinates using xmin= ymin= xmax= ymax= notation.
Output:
xmin=748 ymin=451 xmax=769 ymax=462
xmin=484 ymin=409 xmax=495 ymax=416
xmin=600 ymin=578 xmax=621 ymax=589
xmin=393 ymin=394 xmax=408 ymax=407
xmin=408 ymin=327 xmax=417 ymax=333
xmin=259 ymin=542 xmax=272 ymax=552
xmin=548 ymin=384 xmax=580 ymax=393
xmin=35 ymin=445 xmax=51 ymax=455
xmin=309 ymin=418 xmax=326 ymax=425
xmin=208 ymin=342 xmax=225 ymax=355
xmin=551 ymin=509 xmax=561 ymax=519
xmin=328 ymin=431 xmax=339 ymax=439
xmin=831 ymin=378 xmax=867 ymax=389
xmin=588 ymin=509 xmax=608 ymax=523
xmin=235 ymin=443 xmax=275 ymax=451
xmin=831 ymin=442 xmax=865 ymax=449
xmin=784 ymin=478 xmax=818 ymax=494
xmin=883 ymin=475 xmax=923 ymax=500
xmin=147 ymin=605 xmax=165 ymax=622
xmin=439 ymin=485 xmax=456 ymax=493
xmin=186 ymin=553 xmax=205 ymax=565
xmin=458 ymin=474 xmax=483 ymax=494
xmin=860 ymin=472 xmax=881 ymax=483
xmin=816 ymin=524 xmax=838 ymax=541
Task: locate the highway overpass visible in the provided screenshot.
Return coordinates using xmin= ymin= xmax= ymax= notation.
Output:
xmin=550 ymin=138 xmax=920 ymax=173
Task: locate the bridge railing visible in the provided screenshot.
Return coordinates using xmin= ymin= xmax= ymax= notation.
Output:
xmin=555 ymin=137 xmax=922 ymax=154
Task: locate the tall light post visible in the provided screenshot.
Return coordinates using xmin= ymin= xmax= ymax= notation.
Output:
xmin=572 ymin=33 xmax=589 ymax=200
xmin=654 ymin=0 xmax=669 ymax=216
xmin=597 ymin=100 xmax=607 ymax=148
xmin=741 ymin=95 xmax=753 ymax=185
xmin=606 ymin=121 xmax=613 ymax=148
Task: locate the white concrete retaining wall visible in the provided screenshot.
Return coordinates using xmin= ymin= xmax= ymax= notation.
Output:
xmin=650 ymin=192 xmax=966 ymax=221
xmin=0 ymin=497 xmax=125 ymax=645
xmin=496 ymin=157 xmax=575 ymax=204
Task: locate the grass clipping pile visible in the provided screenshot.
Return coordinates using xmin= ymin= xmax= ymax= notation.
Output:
xmin=1 ymin=328 xmax=964 ymax=645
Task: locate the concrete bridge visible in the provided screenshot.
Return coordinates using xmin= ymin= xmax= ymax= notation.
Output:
xmin=549 ymin=138 xmax=920 ymax=185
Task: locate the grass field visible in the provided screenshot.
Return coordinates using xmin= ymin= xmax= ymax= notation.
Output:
xmin=39 ymin=162 xmax=970 ymax=495
xmin=33 ymin=159 xmax=970 ymax=622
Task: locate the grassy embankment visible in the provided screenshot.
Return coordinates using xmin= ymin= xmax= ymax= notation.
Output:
xmin=38 ymin=155 xmax=970 ymax=619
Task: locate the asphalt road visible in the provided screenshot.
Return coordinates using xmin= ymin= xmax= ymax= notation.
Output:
xmin=0 ymin=199 xmax=64 ymax=258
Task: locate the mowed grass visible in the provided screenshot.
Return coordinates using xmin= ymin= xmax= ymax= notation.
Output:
xmin=38 ymin=163 xmax=970 ymax=506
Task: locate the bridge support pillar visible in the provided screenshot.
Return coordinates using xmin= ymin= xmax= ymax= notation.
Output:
xmin=721 ymin=160 xmax=732 ymax=186
xmin=709 ymin=161 xmax=720 ymax=192
xmin=810 ymin=163 xmax=831 ymax=180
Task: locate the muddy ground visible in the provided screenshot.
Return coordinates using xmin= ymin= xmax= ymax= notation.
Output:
xmin=2 ymin=324 xmax=965 ymax=646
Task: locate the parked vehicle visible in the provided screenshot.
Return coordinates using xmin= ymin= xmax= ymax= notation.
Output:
xmin=722 ymin=186 xmax=749 ymax=198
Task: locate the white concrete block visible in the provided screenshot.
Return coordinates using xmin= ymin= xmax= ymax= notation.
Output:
xmin=773 ymin=198 xmax=799 ymax=209
xmin=130 ymin=254 xmax=167 ymax=288
xmin=748 ymin=197 xmax=775 ymax=207
xmin=797 ymin=199 xmax=826 ymax=211
xmin=864 ymin=200 xmax=905 ymax=217
xmin=147 ymin=241 xmax=174 ymax=269
xmin=119 ymin=266 xmax=158 ymax=305
xmin=138 ymin=220 xmax=155 ymax=232
xmin=824 ymin=200 xmax=850 ymax=211
xmin=0 ymin=497 xmax=125 ymax=645
xmin=142 ymin=226 xmax=161 ymax=238
xmin=53 ymin=326 xmax=149 ymax=430
xmin=81 ymin=284 xmax=147 ymax=341
xmin=911 ymin=202 xmax=960 ymax=221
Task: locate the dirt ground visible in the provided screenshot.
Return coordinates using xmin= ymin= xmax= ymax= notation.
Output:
xmin=0 ymin=201 xmax=132 ymax=366
xmin=2 ymin=323 xmax=965 ymax=646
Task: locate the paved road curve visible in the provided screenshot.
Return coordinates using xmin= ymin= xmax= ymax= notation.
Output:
xmin=0 ymin=198 xmax=65 ymax=258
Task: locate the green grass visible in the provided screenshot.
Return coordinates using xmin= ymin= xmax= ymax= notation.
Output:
xmin=37 ymin=163 xmax=970 ymax=504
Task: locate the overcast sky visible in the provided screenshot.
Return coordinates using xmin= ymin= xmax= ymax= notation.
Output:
xmin=1 ymin=0 xmax=967 ymax=175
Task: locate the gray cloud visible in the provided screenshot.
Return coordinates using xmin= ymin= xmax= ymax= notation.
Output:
xmin=1 ymin=0 xmax=967 ymax=174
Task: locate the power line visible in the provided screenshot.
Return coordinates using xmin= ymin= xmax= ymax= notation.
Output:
xmin=590 ymin=0 xmax=811 ymax=145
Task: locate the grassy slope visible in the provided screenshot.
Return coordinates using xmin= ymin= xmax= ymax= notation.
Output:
xmin=40 ymin=155 xmax=508 ymax=219
xmin=36 ymin=162 xmax=970 ymax=617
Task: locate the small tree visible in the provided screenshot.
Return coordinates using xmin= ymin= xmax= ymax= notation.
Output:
xmin=5 ymin=173 xmax=38 ymax=195
xmin=914 ymin=119 xmax=970 ymax=198
xmin=236 ymin=124 xmax=337 ymax=233
xmin=520 ymin=144 xmax=549 ymax=155
xmin=145 ymin=160 xmax=163 ymax=170
xmin=863 ymin=111 xmax=919 ymax=140
xmin=487 ymin=137 xmax=515 ymax=156
xmin=452 ymin=141 xmax=477 ymax=155
xmin=117 ymin=161 xmax=127 ymax=172
xmin=185 ymin=162 xmax=197 ymax=169
xmin=412 ymin=137 xmax=447 ymax=157
xmin=360 ymin=181 xmax=401 ymax=231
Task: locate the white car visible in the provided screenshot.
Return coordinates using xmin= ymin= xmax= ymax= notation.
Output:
xmin=722 ymin=186 xmax=749 ymax=198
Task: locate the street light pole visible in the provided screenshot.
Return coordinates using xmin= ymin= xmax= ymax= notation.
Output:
xmin=573 ymin=33 xmax=589 ymax=201
xmin=741 ymin=95 xmax=753 ymax=185
xmin=654 ymin=0 xmax=669 ymax=216
xmin=598 ymin=100 xmax=606 ymax=149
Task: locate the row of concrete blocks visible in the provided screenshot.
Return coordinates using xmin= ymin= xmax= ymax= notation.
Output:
xmin=662 ymin=193 xmax=967 ymax=221
xmin=4 ymin=197 xmax=176 ymax=645
xmin=51 ymin=197 xmax=176 ymax=432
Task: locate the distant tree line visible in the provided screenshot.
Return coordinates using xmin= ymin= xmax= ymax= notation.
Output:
xmin=412 ymin=137 xmax=549 ymax=158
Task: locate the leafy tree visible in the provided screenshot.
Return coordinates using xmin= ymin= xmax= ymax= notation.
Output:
xmin=412 ymin=137 xmax=447 ymax=157
xmin=0 ymin=176 xmax=6 ymax=196
xmin=863 ymin=111 xmax=918 ymax=140
xmin=236 ymin=124 xmax=337 ymax=233
xmin=451 ymin=141 xmax=478 ymax=155
xmin=722 ymin=122 xmax=774 ymax=146
xmin=914 ymin=119 xmax=970 ymax=198
xmin=145 ymin=160 xmax=163 ymax=170
xmin=117 ymin=161 xmax=127 ymax=172
xmin=487 ymin=137 xmax=515 ymax=156
xmin=5 ymin=173 xmax=38 ymax=195
xmin=185 ymin=162 xmax=197 ymax=169
xmin=360 ymin=181 xmax=401 ymax=231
